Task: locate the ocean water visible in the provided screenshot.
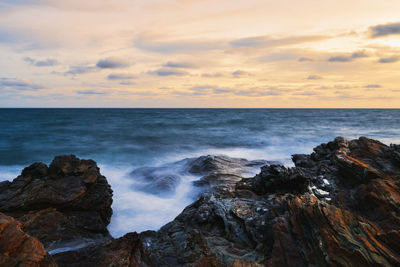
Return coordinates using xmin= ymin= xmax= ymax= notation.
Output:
xmin=0 ymin=108 xmax=399 ymax=236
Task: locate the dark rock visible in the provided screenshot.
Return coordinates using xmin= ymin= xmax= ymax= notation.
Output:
xmin=269 ymin=194 xmax=400 ymax=266
xmin=53 ymin=232 xmax=149 ymax=267
xmin=4 ymin=137 xmax=400 ymax=267
xmin=236 ymin=165 xmax=310 ymax=195
xmin=188 ymin=155 xmax=267 ymax=195
xmin=0 ymin=155 xmax=113 ymax=252
xmin=135 ymin=137 xmax=400 ymax=266
xmin=129 ymin=166 xmax=182 ymax=196
xmin=129 ymin=155 xmax=266 ymax=197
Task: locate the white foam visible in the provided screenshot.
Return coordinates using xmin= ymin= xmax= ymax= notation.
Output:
xmin=100 ymin=164 xmax=200 ymax=238
xmin=0 ymin=165 xmax=22 ymax=182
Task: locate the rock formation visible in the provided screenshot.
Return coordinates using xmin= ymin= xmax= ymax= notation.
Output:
xmin=139 ymin=137 xmax=400 ymax=266
xmin=1 ymin=137 xmax=400 ymax=266
xmin=0 ymin=155 xmax=113 ymax=253
xmin=0 ymin=212 xmax=56 ymax=267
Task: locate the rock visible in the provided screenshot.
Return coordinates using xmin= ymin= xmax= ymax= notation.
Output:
xmin=0 ymin=212 xmax=57 ymax=267
xmin=128 ymin=155 xmax=266 ymax=197
xmin=139 ymin=194 xmax=273 ymax=266
xmin=188 ymin=155 xmax=267 ymax=195
xmin=270 ymin=194 xmax=400 ymax=266
xmin=53 ymin=232 xmax=149 ymax=267
xmin=3 ymin=137 xmax=400 ymax=267
xmin=129 ymin=165 xmax=182 ymax=197
xmin=0 ymin=155 xmax=113 ymax=252
xmin=136 ymin=137 xmax=400 ymax=266
xmin=237 ymin=164 xmax=311 ymax=195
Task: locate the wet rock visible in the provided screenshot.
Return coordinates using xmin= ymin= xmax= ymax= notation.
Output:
xmin=270 ymin=194 xmax=400 ymax=266
xmin=140 ymin=194 xmax=273 ymax=266
xmin=136 ymin=137 xmax=400 ymax=266
xmin=53 ymin=232 xmax=149 ymax=267
xmin=3 ymin=137 xmax=400 ymax=267
xmin=0 ymin=155 xmax=113 ymax=251
xmin=189 ymin=155 xmax=267 ymax=195
xmin=0 ymin=212 xmax=56 ymax=267
xmin=130 ymin=166 xmax=181 ymax=196
xmin=129 ymin=155 xmax=266 ymax=197
xmin=236 ymin=165 xmax=310 ymax=195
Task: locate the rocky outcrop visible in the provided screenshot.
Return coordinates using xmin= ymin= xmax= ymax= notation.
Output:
xmin=0 ymin=155 xmax=113 ymax=253
xmin=0 ymin=212 xmax=56 ymax=267
xmin=138 ymin=137 xmax=400 ymax=266
xmin=2 ymin=137 xmax=400 ymax=267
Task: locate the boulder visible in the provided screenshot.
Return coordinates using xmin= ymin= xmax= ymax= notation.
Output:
xmin=0 ymin=155 xmax=113 ymax=252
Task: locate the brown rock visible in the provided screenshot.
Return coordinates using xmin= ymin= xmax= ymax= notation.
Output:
xmin=270 ymin=194 xmax=400 ymax=266
xmin=0 ymin=155 xmax=113 ymax=251
xmin=0 ymin=212 xmax=56 ymax=267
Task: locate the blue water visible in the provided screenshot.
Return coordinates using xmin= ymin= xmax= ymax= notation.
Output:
xmin=1 ymin=108 xmax=400 ymax=236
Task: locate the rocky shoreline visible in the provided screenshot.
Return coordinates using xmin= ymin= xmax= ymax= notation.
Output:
xmin=1 ymin=137 xmax=400 ymax=266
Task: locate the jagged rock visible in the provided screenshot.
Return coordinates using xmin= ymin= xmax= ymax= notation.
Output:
xmin=0 ymin=155 xmax=113 ymax=252
xmin=3 ymin=137 xmax=400 ymax=267
xmin=269 ymin=194 xmax=400 ymax=266
xmin=0 ymin=212 xmax=57 ymax=267
xmin=136 ymin=137 xmax=400 ymax=266
xmin=236 ymin=164 xmax=310 ymax=195
xmin=139 ymin=194 xmax=274 ymax=266
xmin=53 ymin=232 xmax=149 ymax=267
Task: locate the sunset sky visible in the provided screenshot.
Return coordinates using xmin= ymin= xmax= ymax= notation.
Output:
xmin=0 ymin=0 xmax=399 ymax=107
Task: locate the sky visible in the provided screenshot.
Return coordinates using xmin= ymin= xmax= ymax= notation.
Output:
xmin=0 ymin=0 xmax=399 ymax=108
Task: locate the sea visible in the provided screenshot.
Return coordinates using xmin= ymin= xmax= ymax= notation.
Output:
xmin=0 ymin=108 xmax=399 ymax=237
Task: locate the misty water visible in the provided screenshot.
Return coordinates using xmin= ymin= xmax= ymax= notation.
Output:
xmin=1 ymin=108 xmax=399 ymax=237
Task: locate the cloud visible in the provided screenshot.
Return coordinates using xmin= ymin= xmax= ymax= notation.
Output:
xmin=235 ymin=89 xmax=280 ymax=97
xmin=213 ymin=88 xmax=232 ymax=94
xmin=298 ymin=57 xmax=314 ymax=62
xmin=188 ymin=86 xmax=287 ymax=97
xmin=119 ymin=81 xmax=134 ymax=86
xmin=293 ymin=92 xmax=318 ymax=96
xmin=351 ymin=51 xmax=368 ymax=58
xmin=370 ymin=22 xmax=400 ymax=37
xmin=147 ymin=68 xmax=188 ymax=76
xmin=135 ymin=34 xmax=225 ymax=53
xmin=328 ymin=56 xmax=352 ymax=62
xmin=96 ymin=57 xmax=130 ymax=69
xmin=230 ymin=35 xmax=327 ymax=48
xmin=328 ymin=51 xmax=368 ymax=62
xmin=201 ymin=73 xmax=223 ymax=78
xmin=307 ymin=75 xmax=322 ymax=80
xmin=378 ymin=56 xmax=398 ymax=63
xmin=76 ymin=90 xmax=110 ymax=95
xmin=107 ymin=73 xmax=136 ymax=80
xmin=364 ymin=84 xmax=381 ymax=88
xmin=259 ymin=53 xmax=297 ymax=62
xmin=232 ymin=70 xmax=250 ymax=78
xmin=64 ymin=65 xmax=97 ymax=75
xmin=0 ymin=77 xmax=43 ymax=90
xmin=24 ymin=57 xmax=59 ymax=67
xmin=189 ymin=85 xmax=214 ymax=91
xmin=187 ymin=85 xmax=236 ymax=95
xmin=163 ymin=62 xmax=196 ymax=68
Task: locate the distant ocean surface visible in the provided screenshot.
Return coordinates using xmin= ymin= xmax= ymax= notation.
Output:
xmin=1 ymin=108 xmax=400 ymax=237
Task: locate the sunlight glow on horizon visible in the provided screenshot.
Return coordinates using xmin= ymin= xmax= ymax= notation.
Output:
xmin=0 ymin=0 xmax=399 ymax=108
